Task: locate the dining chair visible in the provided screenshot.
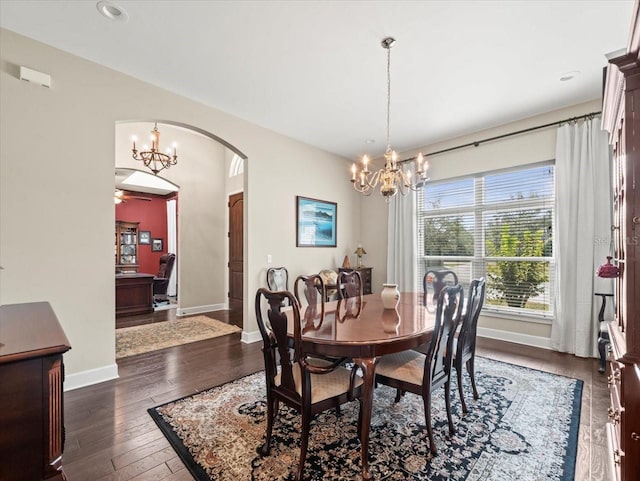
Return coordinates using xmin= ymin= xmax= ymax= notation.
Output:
xmin=453 ymin=277 xmax=486 ymax=413
xmin=266 ymin=266 xmax=289 ymax=291
xmin=267 ymin=266 xmax=290 ymax=306
xmin=336 ymin=270 xmax=363 ymax=320
xmin=255 ymin=288 xmax=363 ymax=481
xmin=337 ymin=269 xmax=363 ymax=298
xmin=375 ymin=284 xmax=464 ymax=455
xmin=423 ymin=269 xmax=459 ymax=311
xmin=294 ymin=274 xmax=326 ymax=330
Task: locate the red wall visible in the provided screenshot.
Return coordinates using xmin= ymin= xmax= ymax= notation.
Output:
xmin=116 ymin=195 xmax=172 ymax=274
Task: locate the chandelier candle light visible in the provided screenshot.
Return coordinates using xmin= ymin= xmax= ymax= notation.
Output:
xmin=351 ymin=37 xmax=429 ymax=200
xmin=132 ymin=122 xmax=178 ymax=175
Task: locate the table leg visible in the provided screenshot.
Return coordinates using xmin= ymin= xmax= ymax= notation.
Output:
xmin=353 ymin=356 xmax=378 ymax=481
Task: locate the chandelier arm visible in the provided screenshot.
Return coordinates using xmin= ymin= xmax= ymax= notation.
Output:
xmin=353 ymin=182 xmax=373 ymax=194
xmin=352 ymin=168 xmax=382 ymax=193
xmin=368 ymin=169 xmax=383 ymax=189
xmin=398 ymin=169 xmax=428 ymax=192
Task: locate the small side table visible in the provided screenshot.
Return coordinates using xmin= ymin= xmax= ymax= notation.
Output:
xmin=595 ymin=292 xmax=613 ymax=373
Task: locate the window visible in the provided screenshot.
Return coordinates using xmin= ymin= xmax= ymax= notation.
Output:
xmin=229 ymin=153 xmax=244 ymax=177
xmin=417 ymin=163 xmax=555 ymax=319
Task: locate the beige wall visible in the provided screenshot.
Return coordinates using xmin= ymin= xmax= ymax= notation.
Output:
xmin=246 ymin=135 xmax=361 ymax=302
xmin=361 ymin=99 xmax=603 ymax=342
xmin=0 ymin=29 xmax=361 ymax=383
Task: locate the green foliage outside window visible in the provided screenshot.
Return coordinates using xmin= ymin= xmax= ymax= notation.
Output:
xmin=423 ymin=216 xmax=473 ymax=256
xmin=485 ymin=224 xmax=548 ymax=309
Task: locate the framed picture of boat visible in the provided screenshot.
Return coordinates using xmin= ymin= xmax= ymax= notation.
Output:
xmin=296 ymin=196 xmax=337 ymax=247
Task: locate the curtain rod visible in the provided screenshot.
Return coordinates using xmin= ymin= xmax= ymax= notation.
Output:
xmin=399 ymin=110 xmax=602 ymax=163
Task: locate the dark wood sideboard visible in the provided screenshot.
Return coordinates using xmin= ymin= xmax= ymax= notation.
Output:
xmin=115 ymin=273 xmax=154 ymax=317
xmin=0 ymin=302 xmax=71 ymax=481
xmin=602 ymin=5 xmax=640 ymax=480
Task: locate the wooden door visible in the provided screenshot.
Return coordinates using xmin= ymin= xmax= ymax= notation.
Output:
xmin=228 ymin=192 xmax=243 ymax=318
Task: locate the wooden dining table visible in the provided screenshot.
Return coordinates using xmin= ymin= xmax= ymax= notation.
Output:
xmin=289 ymin=292 xmax=435 ymax=480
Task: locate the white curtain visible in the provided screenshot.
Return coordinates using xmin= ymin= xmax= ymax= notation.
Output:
xmin=166 ymin=199 xmax=178 ymax=297
xmin=387 ymin=188 xmax=417 ymax=291
xmin=551 ymin=117 xmax=612 ymax=357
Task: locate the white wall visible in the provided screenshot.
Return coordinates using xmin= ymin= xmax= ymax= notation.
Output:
xmin=361 ymin=99 xmax=603 ymax=342
xmin=0 ymin=29 xmax=361 ymax=385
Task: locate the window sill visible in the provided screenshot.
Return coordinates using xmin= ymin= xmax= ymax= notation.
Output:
xmin=480 ymin=308 xmax=553 ymax=325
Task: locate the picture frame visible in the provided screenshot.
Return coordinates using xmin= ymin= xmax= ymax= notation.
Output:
xmin=296 ymin=196 xmax=337 ymax=247
xmin=151 ymin=238 xmax=163 ymax=252
xmin=139 ymin=230 xmax=151 ymax=245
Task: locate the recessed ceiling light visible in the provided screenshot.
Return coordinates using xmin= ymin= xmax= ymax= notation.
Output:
xmin=365 ymin=139 xmax=376 ymax=144
xmin=96 ymin=1 xmax=129 ymax=22
xmin=559 ymin=71 xmax=581 ymax=82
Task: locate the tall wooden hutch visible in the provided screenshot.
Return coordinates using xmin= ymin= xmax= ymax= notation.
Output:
xmin=602 ymin=4 xmax=640 ymax=480
xmin=115 ymin=220 xmax=139 ymax=273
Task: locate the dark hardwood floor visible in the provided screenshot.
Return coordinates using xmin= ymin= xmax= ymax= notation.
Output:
xmin=64 ymin=309 xmax=610 ymax=480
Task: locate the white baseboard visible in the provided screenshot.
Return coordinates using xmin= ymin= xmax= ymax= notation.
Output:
xmin=242 ymin=330 xmax=261 ymax=344
xmin=64 ymin=363 xmax=119 ymax=391
xmin=177 ymin=303 xmax=227 ymax=317
xmin=477 ymin=327 xmax=552 ymax=350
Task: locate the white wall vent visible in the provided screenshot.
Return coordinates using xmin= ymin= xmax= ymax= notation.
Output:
xmin=19 ymin=66 xmax=51 ymax=88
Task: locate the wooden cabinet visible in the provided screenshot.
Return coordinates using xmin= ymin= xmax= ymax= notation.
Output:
xmin=116 ymin=220 xmax=139 ymax=273
xmin=0 ymin=302 xmax=71 ymax=481
xmin=339 ymin=267 xmax=373 ymax=295
xmin=602 ymin=7 xmax=640 ymax=480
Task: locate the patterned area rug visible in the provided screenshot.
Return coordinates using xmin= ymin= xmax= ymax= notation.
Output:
xmin=116 ymin=316 xmax=241 ymax=358
xmin=148 ymin=357 xmax=582 ymax=481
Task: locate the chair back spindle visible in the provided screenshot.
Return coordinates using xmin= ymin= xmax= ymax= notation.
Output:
xmin=425 ymin=285 xmax=464 ymax=387
xmin=423 ymin=269 xmax=459 ymax=311
xmin=266 ymin=267 xmax=289 ymax=291
xmin=294 ymin=274 xmax=326 ymax=329
xmin=458 ymin=278 xmax=486 ymax=360
xmin=256 ymin=290 xmax=299 ymax=397
xmin=453 ymin=277 xmax=486 ymax=413
xmin=336 ymin=270 xmax=363 ymax=320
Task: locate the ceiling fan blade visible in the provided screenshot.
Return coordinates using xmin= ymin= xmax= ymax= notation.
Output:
xmin=119 ymin=190 xmax=153 ymax=201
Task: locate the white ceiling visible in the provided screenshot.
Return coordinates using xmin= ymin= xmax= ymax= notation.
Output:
xmin=0 ymin=0 xmax=634 ymax=159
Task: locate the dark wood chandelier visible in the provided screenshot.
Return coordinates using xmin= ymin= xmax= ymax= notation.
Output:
xmin=132 ymin=123 xmax=177 ymax=175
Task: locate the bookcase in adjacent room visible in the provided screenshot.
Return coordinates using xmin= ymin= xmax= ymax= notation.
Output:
xmin=115 ymin=220 xmax=139 ymax=273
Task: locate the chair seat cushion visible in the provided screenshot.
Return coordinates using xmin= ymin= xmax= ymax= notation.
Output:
xmin=276 ymin=364 xmax=362 ymax=404
xmin=376 ymin=350 xmax=426 ymax=386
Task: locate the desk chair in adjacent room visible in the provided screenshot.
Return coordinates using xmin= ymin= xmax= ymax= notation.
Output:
xmin=153 ymin=253 xmax=176 ymax=305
